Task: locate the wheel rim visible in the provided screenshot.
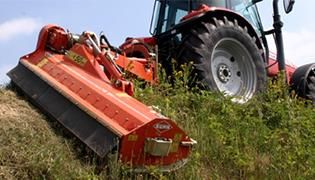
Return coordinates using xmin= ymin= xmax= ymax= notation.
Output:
xmin=210 ymin=38 xmax=257 ymax=103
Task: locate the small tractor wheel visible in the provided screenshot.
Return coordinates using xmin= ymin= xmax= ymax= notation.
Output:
xmin=291 ymin=63 xmax=315 ymax=104
xmin=176 ymin=18 xmax=267 ymax=103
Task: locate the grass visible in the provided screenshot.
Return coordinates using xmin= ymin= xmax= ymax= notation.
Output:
xmin=0 ymin=85 xmax=102 ymax=179
xmin=1 ymin=71 xmax=315 ymax=179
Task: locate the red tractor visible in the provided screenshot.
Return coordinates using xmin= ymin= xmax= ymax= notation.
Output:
xmin=121 ymin=0 xmax=307 ymax=103
xmin=8 ymin=0 xmax=312 ymax=171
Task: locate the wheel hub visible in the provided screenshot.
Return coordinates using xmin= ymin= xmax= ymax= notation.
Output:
xmin=210 ymin=38 xmax=257 ymax=103
xmin=217 ymin=64 xmax=232 ymax=83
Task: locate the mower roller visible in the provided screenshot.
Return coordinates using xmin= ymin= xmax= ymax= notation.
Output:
xmin=8 ymin=25 xmax=196 ymax=171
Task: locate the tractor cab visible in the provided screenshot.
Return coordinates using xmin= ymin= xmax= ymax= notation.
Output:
xmin=150 ymin=0 xmax=263 ymax=36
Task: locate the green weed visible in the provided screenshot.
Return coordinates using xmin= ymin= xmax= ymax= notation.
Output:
xmin=1 ymin=67 xmax=315 ymax=179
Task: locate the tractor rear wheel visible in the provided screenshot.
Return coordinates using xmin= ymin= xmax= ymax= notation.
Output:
xmin=176 ymin=18 xmax=267 ymax=103
xmin=291 ymin=63 xmax=315 ymax=104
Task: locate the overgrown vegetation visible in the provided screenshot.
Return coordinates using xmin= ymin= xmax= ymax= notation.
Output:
xmin=1 ymin=68 xmax=315 ymax=179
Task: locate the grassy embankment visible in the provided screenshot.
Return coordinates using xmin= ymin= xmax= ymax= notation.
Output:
xmin=1 ymin=71 xmax=315 ymax=179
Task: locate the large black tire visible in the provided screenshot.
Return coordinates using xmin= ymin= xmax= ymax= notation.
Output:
xmin=291 ymin=63 xmax=315 ymax=104
xmin=176 ymin=17 xmax=267 ymax=103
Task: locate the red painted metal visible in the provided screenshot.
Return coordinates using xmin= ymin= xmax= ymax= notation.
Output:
xmin=182 ymin=4 xmax=233 ymax=21
xmin=118 ymin=37 xmax=158 ymax=84
xmin=121 ymin=37 xmax=157 ymax=48
xmin=120 ymin=40 xmax=152 ymax=59
xmin=120 ymin=118 xmax=191 ymax=168
xmin=182 ymin=4 xmax=211 ymax=20
xmin=115 ymin=55 xmax=157 ymax=84
xmin=267 ymin=51 xmax=297 ymax=83
xmin=15 ymin=25 xmax=195 ymax=170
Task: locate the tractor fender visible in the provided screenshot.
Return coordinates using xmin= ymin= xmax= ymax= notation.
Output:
xmin=180 ymin=5 xmax=263 ymax=53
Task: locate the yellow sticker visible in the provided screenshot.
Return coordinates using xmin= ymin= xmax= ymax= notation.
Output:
xmin=128 ymin=134 xmax=138 ymax=141
xmin=66 ymin=51 xmax=87 ymax=66
xmin=37 ymin=58 xmax=49 ymax=68
xmin=116 ymin=92 xmax=130 ymax=97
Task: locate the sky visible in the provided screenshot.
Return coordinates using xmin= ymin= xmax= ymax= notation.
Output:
xmin=0 ymin=0 xmax=314 ymax=83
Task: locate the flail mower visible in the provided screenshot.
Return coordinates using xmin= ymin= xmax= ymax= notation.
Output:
xmin=8 ymin=0 xmax=313 ymax=171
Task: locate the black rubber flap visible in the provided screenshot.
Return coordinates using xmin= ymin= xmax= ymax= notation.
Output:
xmin=7 ymin=63 xmax=119 ymax=157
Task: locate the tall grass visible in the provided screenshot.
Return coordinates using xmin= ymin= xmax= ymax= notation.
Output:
xmin=1 ymin=69 xmax=315 ymax=179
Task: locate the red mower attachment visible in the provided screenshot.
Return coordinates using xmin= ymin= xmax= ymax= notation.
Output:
xmin=7 ymin=25 xmax=196 ymax=171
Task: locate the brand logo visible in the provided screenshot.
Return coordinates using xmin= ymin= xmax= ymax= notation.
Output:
xmin=66 ymin=51 xmax=87 ymax=67
xmin=153 ymin=121 xmax=172 ymax=133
